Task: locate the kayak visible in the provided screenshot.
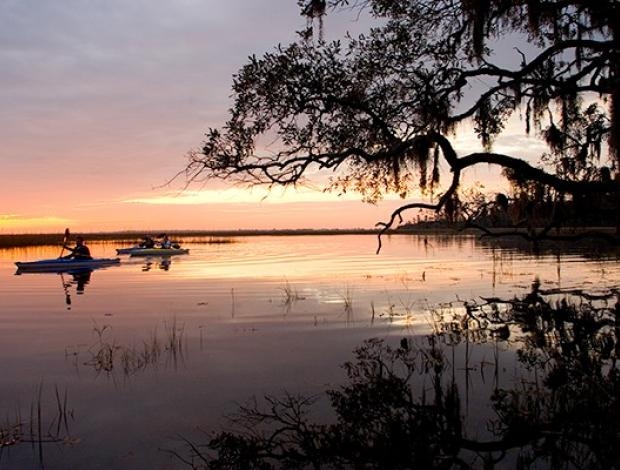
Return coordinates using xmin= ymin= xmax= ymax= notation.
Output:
xmin=116 ymin=247 xmax=190 ymax=256
xmin=15 ymin=257 xmax=121 ymax=273
xmin=116 ymin=245 xmax=145 ymax=254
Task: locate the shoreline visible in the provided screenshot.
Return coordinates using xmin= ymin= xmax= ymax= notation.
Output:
xmin=1 ymin=226 xmax=617 ymax=248
xmin=0 ymin=227 xmax=459 ymax=248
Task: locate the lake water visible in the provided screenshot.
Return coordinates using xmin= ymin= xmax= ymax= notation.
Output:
xmin=0 ymin=234 xmax=618 ymax=469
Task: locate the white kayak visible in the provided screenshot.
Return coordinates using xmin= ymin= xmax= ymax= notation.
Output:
xmin=116 ymin=247 xmax=189 ymax=256
xmin=15 ymin=257 xmax=121 ymax=273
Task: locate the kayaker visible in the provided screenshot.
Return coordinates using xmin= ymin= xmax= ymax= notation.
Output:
xmin=63 ymin=236 xmax=93 ymax=260
xmin=161 ymin=234 xmax=172 ymax=249
xmin=140 ymin=235 xmax=155 ymax=248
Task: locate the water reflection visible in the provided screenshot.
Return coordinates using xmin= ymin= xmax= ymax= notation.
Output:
xmin=177 ymin=284 xmax=620 ymax=469
xmin=60 ymin=270 xmax=91 ymax=308
xmin=140 ymin=256 xmax=173 ymax=271
xmin=64 ymin=270 xmax=91 ymax=295
xmin=0 ymin=235 xmax=618 ymax=469
xmin=15 ymin=268 xmax=95 ymax=309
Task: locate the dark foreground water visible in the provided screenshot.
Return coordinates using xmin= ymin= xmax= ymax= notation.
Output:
xmin=0 ymin=234 xmax=618 ymax=469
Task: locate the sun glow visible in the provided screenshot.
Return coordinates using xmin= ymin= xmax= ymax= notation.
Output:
xmin=122 ymin=186 xmax=404 ymax=206
xmin=0 ymin=214 xmax=72 ymax=232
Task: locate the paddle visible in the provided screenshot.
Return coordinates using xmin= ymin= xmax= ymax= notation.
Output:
xmin=58 ymin=228 xmax=70 ymax=258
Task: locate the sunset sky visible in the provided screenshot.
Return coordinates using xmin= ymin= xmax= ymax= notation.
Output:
xmin=1 ymin=0 xmax=544 ymax=234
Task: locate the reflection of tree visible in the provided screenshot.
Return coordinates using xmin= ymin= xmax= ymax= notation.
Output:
xmin=492 ymin=286 xmax=620 ymax=469
xmin=175 ymin=284 xmax=620 ymax=469
xmin=434 ymin=282 xmax=620 ymax=468
xmin=174 ymin=338 xmax=467 ymax=469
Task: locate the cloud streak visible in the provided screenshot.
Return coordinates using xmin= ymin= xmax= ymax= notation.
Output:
xmin=122 ymin=186 xmax=407 ymax=206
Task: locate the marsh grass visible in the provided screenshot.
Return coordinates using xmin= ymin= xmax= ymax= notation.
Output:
xmin=163 ymin=317 xmax=186 ymax=368
xmin=338 ymin=285 xmax=354 ymax=324
xmin=198 ymin=236 xmax=235 ymax=244
xmin=231 ymin=288 xmax=236 ymax=318
xmin=0 ymin=229 xmax=385 ymax=248
xmin=376 ymin=290 xmax=424 ymax=326
xmin=82 ymin=319 xmax=186 ymax=377
xmin=0 ymin=232 xmax=140 ymax=248
xmin=342 ymin=286 xmax=353 ymax=313
xmin=0 ymin=383 xmax=74 ymax=465
xmin=0 ymin=231 xmax=239 ymax=248
xmin=279 ymin=280 xmax=306 ymax=311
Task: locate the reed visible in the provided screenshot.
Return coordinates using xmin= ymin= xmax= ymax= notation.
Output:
xmin=0 ymin=228 xmax=385 ymax=248
xmin=231 ymin=288 xmax=236 ymax=318
xmin=164 ymin=317 xmax=185 ymax=356
xmin=280 ymin=280 xmax=305 ymax=308
xmin=82 ymin=320 xmax=185 ymax=377
xmin=341 ymin=286 xmax=354 ymax=323
xmin=201 ymin=236 xmax=235 ymax=244
xmin=0 ymin=232 xmax=138 ymax=247
xmin=0 ymin=383 xmax=74 ymax=463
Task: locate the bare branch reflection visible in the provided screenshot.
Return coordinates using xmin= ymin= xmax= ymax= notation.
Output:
xmin=175 ymin=282 xmax=620 ymax=469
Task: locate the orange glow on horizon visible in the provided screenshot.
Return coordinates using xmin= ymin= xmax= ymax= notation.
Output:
xmin=1 ymin=163 xmax=516 ymax=234
xmin=0 ymin=198 xmax=418 ymax=234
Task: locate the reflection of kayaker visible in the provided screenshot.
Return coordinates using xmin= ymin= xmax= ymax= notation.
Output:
xmin=159 ymin=258 xmax=171 ymax=271
xmin=73 ymin=270 xmax=91 ymax=294
xmin=141 ymin=257 xmax=172 ymax=272
xmin=60 ymin=270 xmax=93 ymax=308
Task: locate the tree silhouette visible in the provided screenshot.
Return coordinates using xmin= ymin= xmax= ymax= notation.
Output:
xmin=181 ymin=0 xmax=619 ymax=245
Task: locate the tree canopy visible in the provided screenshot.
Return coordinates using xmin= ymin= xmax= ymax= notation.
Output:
xmin=182 ymin=0 xmax=620 ymax=244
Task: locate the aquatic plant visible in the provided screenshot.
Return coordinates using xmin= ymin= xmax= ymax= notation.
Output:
xmin=80 ymin=319 xmax=186 ymax=378
xmin=0 ymin=383 xmax=75 ymax=466
xmin=341 ymin=285 xmax=353 ymax=321
xmin=280 ymin=280 xmax=304 ymax=308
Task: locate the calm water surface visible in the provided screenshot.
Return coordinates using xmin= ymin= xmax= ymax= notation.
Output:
xmin=0 ymin=234 xmax=618 ymax=469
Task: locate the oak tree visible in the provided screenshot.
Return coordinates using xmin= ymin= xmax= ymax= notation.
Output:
xmin=182 ymin=0 xmax=620 ymax=245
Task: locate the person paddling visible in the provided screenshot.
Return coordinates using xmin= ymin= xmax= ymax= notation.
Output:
xmin=139 ymin=235 xmax=155 ymax=248
xmin=161 ymin=234 xmax=172 ymax=249
xmin=63 ymin=236 xmax=92 ymax=260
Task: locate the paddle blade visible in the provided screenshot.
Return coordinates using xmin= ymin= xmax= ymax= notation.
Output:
xmin=59 ymin=227 xmax=70 ymax=258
